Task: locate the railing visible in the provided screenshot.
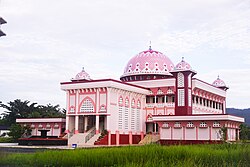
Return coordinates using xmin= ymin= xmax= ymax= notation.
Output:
xmin=146 ymin=102 xmax=175 ymax=108
xmin=85 ymin=128 xmax=96 ymax=143
xmin=68 ymin=128 xmax=75 ymax=138
xmin=192 ymin=104 xmax=223 ymax=114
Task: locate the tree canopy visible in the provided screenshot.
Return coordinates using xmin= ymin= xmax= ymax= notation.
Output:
xmin=0 ymin=99 xmax=65 ymax=126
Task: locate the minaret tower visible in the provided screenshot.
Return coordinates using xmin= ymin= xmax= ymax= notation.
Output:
xmin=171 ymin=57 xmax=196 ymax=115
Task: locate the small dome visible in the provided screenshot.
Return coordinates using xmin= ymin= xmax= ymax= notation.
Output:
xmin=73 ymin=67 xmax=91 ymax=81
xmin=212 ymin=76 xmax=226 ymax=87
xmin=175 ymin=57 xmax=192 ymax=70
xmin=120 ymin=46 xmax=174 ymax=81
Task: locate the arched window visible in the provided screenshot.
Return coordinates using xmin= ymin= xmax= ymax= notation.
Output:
xmin=131 ymin=99 xmax=135 ymax=107
xmin=80 ymin=99 xmax=94 ymax=112
xmin=124 ymin=98 xmax=129 ymax=130
xmin=118 ymin=97 xmax=123 ymax=106
xmin=137 ymin=100 xmax=141 ymax=109
xmin=118 ymin=96 xmax=124 ymax=130
xmin=125 ymin=98 xmax=129 ymax=107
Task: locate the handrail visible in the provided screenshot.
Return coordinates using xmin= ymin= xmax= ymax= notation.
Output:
xmin=85 ymin=127 xmax=96 ymax=143
xmin=68 ymin=128 xmax=75 ymax=138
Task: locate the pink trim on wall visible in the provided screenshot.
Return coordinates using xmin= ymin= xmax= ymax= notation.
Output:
xmin=129 ymin=131 xmax=133 ymax=144
xmin=125 ymin=97 xmax=130 ymax=107
xmin=116 ymin=131 xmax=120 ymax=146
xmin=140 ymin=131 xmax=144 ymax=140
xmin=78 ymin=96 xmax=96 ymax=113
xmin=118 ymin=95 xmax=124 ymax=106
xmin=108 ymin=130 xmax=111 ymax=146
xmin=106 ymin=91 xmax=108 ymax=109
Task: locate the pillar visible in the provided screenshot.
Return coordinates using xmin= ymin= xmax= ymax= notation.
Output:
xmin=237 ymin=128 xmax=240 ymax=141
xmin=84 ymin=116 xmax=88 ymax=132
xmin=106 ymin=115 xmax=110 ymax=131
xmin=116 ymin=131 xmax=120 ymax=146
xmin=65 ymin=115 xmax=69 ymax=133
xmin=75 ymin=115 xmax=79 ymax=134
xmin=209 ymin=126 xmax=212 ymax=140
xmin=183 ymin=126 xmax=185 ymax=140
xmin=96 ymin=115 xmax=100 ymax=134
xmin=108 ymin=130 xmax=111 ymax=146
xmin=140 ymin=131 xmax=144 ymax=140
xmin=196 ymin=126 xmax=198 ymax=140
xmin=154 ymin=122 xmax=157 ymax=133
xmin=129 ymin=131 xmax=133 ymax=145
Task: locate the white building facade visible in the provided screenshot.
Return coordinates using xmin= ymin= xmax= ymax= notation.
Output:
xmin=61 ymin=47 xmax=244 ymax=145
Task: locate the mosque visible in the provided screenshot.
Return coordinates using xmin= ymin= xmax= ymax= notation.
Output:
xmin=60 ymin=46 xmax=244 ymax=146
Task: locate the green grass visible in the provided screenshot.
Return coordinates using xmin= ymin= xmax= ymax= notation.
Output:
xmin=0 ymin=144 xmax=250 ymax=167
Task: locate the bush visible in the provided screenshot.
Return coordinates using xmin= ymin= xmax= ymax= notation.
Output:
xmin=0 ymin=137 xmax=14 ymax=143
xmin=8 ymin=124 xmax=31 ymax=141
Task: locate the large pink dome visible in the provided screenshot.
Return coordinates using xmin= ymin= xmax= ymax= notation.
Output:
xmin=120 ymin=47 xmax=174 ymax=81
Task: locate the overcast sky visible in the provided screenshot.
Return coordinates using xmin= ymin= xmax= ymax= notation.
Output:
xmin=0 ymin=0 xmax=250 ymax=114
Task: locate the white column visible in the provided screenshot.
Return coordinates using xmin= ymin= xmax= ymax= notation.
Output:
xmin=223 ymin=101 xmax=226 ymax=114
xmin=106 ymin=88 xmax=111 ymax=131
xmin=154 ymin=123 xmax=157 ymax=133
xmin=76 ymin=90 xmax=79 ymax=113
xmin=106 ymin=115 xmax=110 ymax=132
xmin=65 ymin=115 xmax=69 ymax=133
xmin=75 ymin=115 xmax=79 ymax=134
xmin=84 ymin=116 xmax=88 ymax=132
xmin=96 ymin=115 xmax=99 ymax=134
xmin=96 ymin=88 xmax=100 ymax=113
xmin=154 ymin=96 xmax=157 ymax=104
xmin=164 ymin=95 xmax=167 ymax=104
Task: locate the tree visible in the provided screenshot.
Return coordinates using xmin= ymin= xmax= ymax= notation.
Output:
xmin=8 ymin=124 xmax=31 ymax=141
xmin=219 ymin=126 xmax=227 ymax=142
xmin=239 ymin=124 xmax=249 ymax=141
xmin=0 ymin=99 xmax=38 ymax=126
xmin=0 ymin=99 xmax=65 ymax=126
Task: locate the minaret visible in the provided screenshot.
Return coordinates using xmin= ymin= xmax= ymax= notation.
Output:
xmin=171 ymin=57 xmax=196 ymax=116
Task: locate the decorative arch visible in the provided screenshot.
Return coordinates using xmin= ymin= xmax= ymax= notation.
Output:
xmin=79 ymin=97 xmax=95 ymax=113
xmin=125 ymin=97 xmax=129 ymax=107
xmin=137 ymin=100 xmax=141 ymax=109
xmin=131 ymin=98 xmax=135 ymax=108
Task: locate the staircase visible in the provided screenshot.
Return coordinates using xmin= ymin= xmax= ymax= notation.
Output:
xmin=139 ymin=134 xmax=160 ymax=145
xmin=85 ymin=133 xmax=101 ymax=145
xmin=68 ymin=127 xmax=97 ymax=147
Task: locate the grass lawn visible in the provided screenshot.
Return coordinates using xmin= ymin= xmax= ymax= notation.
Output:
xmin=0 ymin=144 xmax=249 ymax=167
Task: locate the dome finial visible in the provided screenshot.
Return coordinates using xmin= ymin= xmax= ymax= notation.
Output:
xmin=82 ymin=67 xmax=85 ymax=72
xmin=149 ymin=41 xmax=152 ymax=50
xmin=182 ymin=57 xmax=184 ymax=62
xmin=217 ymin=75 xmax=220 ymax=79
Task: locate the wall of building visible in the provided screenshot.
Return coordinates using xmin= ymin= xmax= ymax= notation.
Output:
xmin=159 ymin=120 xmax=240 ymax=141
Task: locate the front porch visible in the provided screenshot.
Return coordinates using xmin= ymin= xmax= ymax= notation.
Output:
xmin=66 ymin=115 xmax=106 ymax=135
xmin=66 ymin=115 xmax=107 ymax=146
